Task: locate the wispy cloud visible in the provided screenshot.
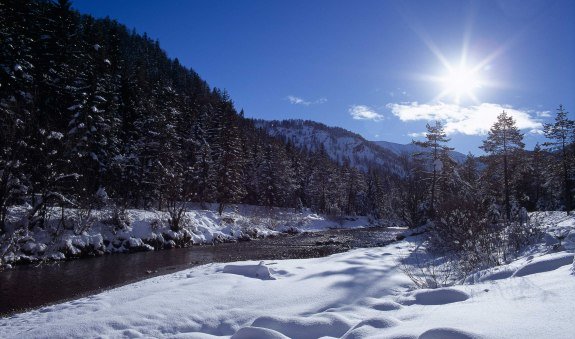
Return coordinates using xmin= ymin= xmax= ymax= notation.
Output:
xmin=349 ymin=105 xmax=385 ymax=121
xmin=408 ymin=132 xmax=426 ymax=138
xmin=387 ymin=102 xmax=543 ymax=135
xmin=287 ymin=95 xmax=327 ymax=106
xmin=287 ymin=96 xmax=309 ymax=105
xmin=536 ymin=111 xmax=551 ymax=118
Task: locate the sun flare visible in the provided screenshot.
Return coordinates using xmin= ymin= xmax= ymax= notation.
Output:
xmin=439 ymin=64 xmax=483 ymax=103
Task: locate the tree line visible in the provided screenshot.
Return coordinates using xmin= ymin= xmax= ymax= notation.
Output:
xmin=1 ymin=0 xmax=573 ymax=241
xmin=407 ymin=108 xmax=573 ymax=269
xmin=0 ymin=0 xmax=394 ymax=233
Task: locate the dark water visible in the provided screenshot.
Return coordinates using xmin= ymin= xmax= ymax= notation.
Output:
xmin=0 ymin=227 xmax=401 ymax=317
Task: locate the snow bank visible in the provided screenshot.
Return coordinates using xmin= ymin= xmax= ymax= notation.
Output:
xmin=231 ymin=326 xmax=288 ymax=339
xmin=512 ymin=252 xmax=574 ymax=277
xmin=397 ymin=287 xmax=470 ymax=306
xmin=341 ymin=316 xmax=401 ymax=339
xmin=1 ymin=204 xmax=375 ymax=267
xmin=1 ymin=212 xmax=573 ymax=338
xmin=251 ymin=313 xmax=353 ymax=339
xmin=419 ymin=327 xmax=482 ymax=339
xmin=223 ymin=261 xmax=276 ymax=280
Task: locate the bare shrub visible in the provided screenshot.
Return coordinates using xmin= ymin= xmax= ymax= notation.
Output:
xmin=166 ymin=200 xmax=187 ymax=232
xmin=103 ymin=204 xmax=130 ymax=234
xmin=72 ymin=205 xmax=95 ymax=235
xmin=0 ymin=228 xmax=27 ymax=268
xmin=426 ymin=195 xmax=543 ymax=279
xmin=150 ymin=218 xmax=161 ymax=232
xmin=400 ymin=247 xmax=461 ymax=289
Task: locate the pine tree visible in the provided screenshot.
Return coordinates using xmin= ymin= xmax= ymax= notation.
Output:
xmin=0 ymin=0 xmax=36 ymax=231
xmin=460 ymin=153 xmax=479 ymax=188
xmin=481 ymin=111 xmax=525 ymax=219
xmin=543 ymin=105 xmax=574 ymax=214
xmin=413 ymin=121 xmax=454 ymax=219
xmin=397 ymin=153 xmax=426 ymax=227
xmin=210 ymin=94 xmax=246 ymax=215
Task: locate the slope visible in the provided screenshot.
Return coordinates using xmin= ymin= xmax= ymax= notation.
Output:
xmin=255 ymin=119 xmax=406 ymax=176
xmin=373 ymin=140 xmax=468 ymax=163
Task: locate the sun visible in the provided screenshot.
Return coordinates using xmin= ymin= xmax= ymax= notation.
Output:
xmin=417 ymin=52 xmax=495 ymax=105
xmin=438 ymin=63 xmax=483 ymax=104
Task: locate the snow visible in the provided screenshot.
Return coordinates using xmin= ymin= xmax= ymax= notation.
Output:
xmin=223 ymin=261 xmax=276 ymax=280
xmin=373 ymin=140 xmax=468 ymax=164
xmin=257 ymin=120 xmax=406 ymax=176
xmin=512 ymin=252 xmax=574 ymax=277
xmin=1 ymin=204 xmax=375 ymax=266
xmin=47 ymin=131 xmax=64 ymax=140
xmin=395 ymin=287 xmax=470 ymax=306
xmin=1 ymin=212 xmax=574 ymax=338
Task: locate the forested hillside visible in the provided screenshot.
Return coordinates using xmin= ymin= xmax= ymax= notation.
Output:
xmin=255 ymin=119 xmax=406 ymax=175
xmin=0 ymin=0 xmax=397 ymax=234
xmin=373 ymin=140 xmax=467 ymax=164
xmin=1 ymin=0 xmax=573 ymax=242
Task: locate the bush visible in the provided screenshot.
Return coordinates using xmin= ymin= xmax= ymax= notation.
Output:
xmin=413 ymin=196 xmax=544 ymax=286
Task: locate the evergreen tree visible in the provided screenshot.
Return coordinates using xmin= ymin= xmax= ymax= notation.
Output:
xmin=460 ymin=153 xmax=479 ymax=188
xmin=0 ymin=0 xmax=36 ymax=231
xmin=397 ymin=153 xmax=426 ymax=227
xmin=413 ymin=121 xmax=454 ymax=219
xmin=481 ymin=111 xmax=525 ymax=219
xmin=543 ymin=105 xmax=574 ymax=214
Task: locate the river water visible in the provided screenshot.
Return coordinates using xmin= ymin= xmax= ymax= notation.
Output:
xmin=0 ymin=227 xmax=402 ymax=317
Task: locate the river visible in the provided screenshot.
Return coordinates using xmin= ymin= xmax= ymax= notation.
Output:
xmin=0 ymin=227 xmax=402 ymax=317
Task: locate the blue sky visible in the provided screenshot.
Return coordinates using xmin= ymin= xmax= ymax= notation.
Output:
xmin=73 ymin=0 xmax=575 ymax=154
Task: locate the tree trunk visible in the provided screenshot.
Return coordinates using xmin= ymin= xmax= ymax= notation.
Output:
xmin=504 ymin=154 xmax=510 ymax=220
xmin=562 ymin=141 xmax=571 ymax=215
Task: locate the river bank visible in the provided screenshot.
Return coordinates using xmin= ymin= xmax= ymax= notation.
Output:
xmin=2 ymin=212 xmax=573 ymax=338
xmin=1 ymin=204 xmax=393 ymax=268
xmin=0 ymin=226 xmax=403 ymax=316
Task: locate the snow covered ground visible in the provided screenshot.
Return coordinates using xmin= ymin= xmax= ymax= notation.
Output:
xmin=1 ymin=212 xmax=573 ymax=338
xmin=1 ymin=204 xmax=376 ymax=267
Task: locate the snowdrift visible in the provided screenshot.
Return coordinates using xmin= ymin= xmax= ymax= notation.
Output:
xmin=1 ymin=204 xmax=374 ymax=267
xmin=1 ymin=212 xmax=573 ymax=338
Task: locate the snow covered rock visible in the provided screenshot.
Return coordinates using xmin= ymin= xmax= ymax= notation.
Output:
xmin=124 ymin=237 xmax=154 ymax=252
xmin=512 ymin=252 xmax=574 ymax=278
xmin=341 ymin=316 xmax=401 ymax=339
xmin=397 ymin=288 xmax=470 ymax=306
xmin=356 ymin=298 xmax=403 ymax=311
xmin=48 ymin=252 xmax=66 ymax=261
xmin=419 ymin=327 xmax=482 ymax=339
xmin=21 ymin=241 xmax=40 ymax=255
xmin=250 ymin=313 xmax=353 ymax=339
xmin=464 ymin=266 xmax=515 ymax=284
xmin=222 ymin=261 xmax=276 ymax=280
xmin=231 ymin=326 xmax=289 ymax=339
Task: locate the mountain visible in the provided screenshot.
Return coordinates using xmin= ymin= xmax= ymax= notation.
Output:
xmin=254 ymin=120 xmax=468 ymax=178
xmin=373 ymin=141 xmax=468 ymax=164
xmin=254 ymin=120 xmax=406 ymax=176
xmin=0 ymin=0 xmax=391 ymax=223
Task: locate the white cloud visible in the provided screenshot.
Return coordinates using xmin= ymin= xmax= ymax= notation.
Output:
xmin=408 ymin=132 xmax=426 ymax=138
xmin=386 ymin=102 xmax=543 ymax=135
xmin=349 ymin=105 xmax=385 ymax=121
xmin=536 ymin=111 xmax=551 ymax=118
xmin=287 ymin=95 xmax=327 ymax=106
xmin=287 ymin=95 xmax=309 ymax=105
